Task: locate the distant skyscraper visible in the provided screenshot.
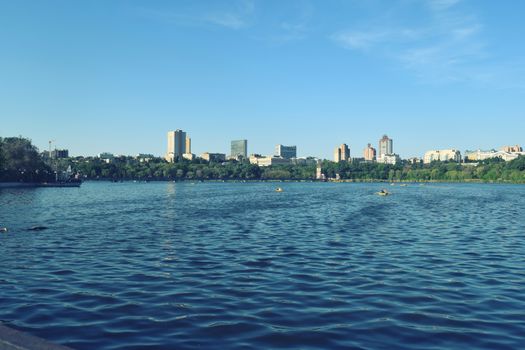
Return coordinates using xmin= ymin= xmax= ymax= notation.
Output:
xmin=363 ymin=143 xmax=376 ymax=161
xmin=231 ymin=140 xmax=248 ymax=159
xmin=275 ymin=145 xmax=297 ymax=159
xmin=185 ymin=136 xmax=191 ymax=154
xmin=166 ymin=129 xmax=187 ymax=162
xmin=379 ymin=135 xmax=393 ymax=157
xmin=334 ymin=144 xmax=350 ymax=163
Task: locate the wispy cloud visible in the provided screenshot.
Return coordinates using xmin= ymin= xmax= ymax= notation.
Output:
xmin=265 ymin=1 xmax=314 ymax=44
xmin=331 ymin=30 xmax=389 ymax=50
xmin=330 ymin=0 xmax=498 ymax=85
xmin=136 ymin=0 xmax=255 ymax=30
xmin=205 ymin=13 xmax=247 ymax=29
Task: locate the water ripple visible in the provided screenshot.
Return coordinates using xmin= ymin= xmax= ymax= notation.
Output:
xmin=1 ymin=182 xmax=525 ymax=349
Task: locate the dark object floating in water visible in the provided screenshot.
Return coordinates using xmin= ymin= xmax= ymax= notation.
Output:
xmin=376 ymin=189 xmax=391 ymax=196
xmin=28 ymin=226 xmax=48 ymax=231
xmin=0 ymin=227 xmax=7 ymax=233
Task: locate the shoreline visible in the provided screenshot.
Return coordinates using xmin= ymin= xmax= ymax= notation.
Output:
xmin=2 ymin=179 xmax=525 ymax=188
xmin=0 ymin=182 xmax=81 ymax=189
xmin=77 ymin=179 xmax=525 ymax=185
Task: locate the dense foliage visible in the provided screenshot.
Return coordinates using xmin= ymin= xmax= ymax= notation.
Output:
xmin=0 ymin=137 xmax=53 ymax=182
xmin=61 ymin=155 xmax=525 ymax=183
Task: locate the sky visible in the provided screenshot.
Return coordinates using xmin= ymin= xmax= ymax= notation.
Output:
xmin=1 ymin=0 xmax=525 ymax=159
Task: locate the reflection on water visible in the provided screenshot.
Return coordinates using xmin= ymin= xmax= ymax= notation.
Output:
xmin=1 ymin=182 xmax=525 ymax=350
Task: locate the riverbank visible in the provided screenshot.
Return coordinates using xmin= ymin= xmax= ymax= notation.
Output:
xmin=80 ymin=178 xmax=525 ymax=185
xmin=2 ymin=178 xmax=525 ymax=188
xmin=0 ymin=182 xmax=43 ymax=189
xmin=0 ymin=182 xmax=81 ymax=189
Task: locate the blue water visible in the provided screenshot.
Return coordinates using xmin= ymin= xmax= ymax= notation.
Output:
xmin=1 ymin=182 xmax=525 ymax=349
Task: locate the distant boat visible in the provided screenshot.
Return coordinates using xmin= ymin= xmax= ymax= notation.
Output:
xmin=275 ymin=187 xmax=284 ymax=192
xmin=400 ymin=184 xmax=407 ymax=187
xmin=376 ymin=189 xmax=391 ymax=196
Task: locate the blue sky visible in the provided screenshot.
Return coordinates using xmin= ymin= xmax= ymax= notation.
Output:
xmin=1 ymin=0 xmax=524 ymax=159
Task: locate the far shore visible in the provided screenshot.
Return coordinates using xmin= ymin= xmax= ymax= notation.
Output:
xmin=3 ymin=179 xmax=524 ymax=189
xmin=87 ymin=178 xmax=525 ymax=184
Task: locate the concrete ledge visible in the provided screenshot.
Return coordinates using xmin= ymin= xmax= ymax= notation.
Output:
xmin=0 ymin=183 xmax=41 ymax=189
xmin=0 ymin=324 xmax=73 ymax=350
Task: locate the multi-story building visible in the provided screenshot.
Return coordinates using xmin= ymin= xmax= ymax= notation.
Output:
xmin=290 ymin=157 xmax=318 ymax=166
xmin=334 ymin=144 xmax=350 ymax=163
xmin=378 ymin=135 xmax=393 ymax=158
xmin=423 ymin=149 xmax=461 ymax=164
xmin=249 ymin=154 xmax=290 ymax=167
xmin=363 ymin=143 xmax=376 ymax=161
xmin=275 ymin=145 xmax=297 ymax=159
xmin=231 ymin=140 xmax=248 ymax=160
xmin=98 ymin=152 xmax=114 ymax=164
xmin=407 ymin=157 xmax=421 ymax=164
xmin=166 ymin=130 xmax=187 ymax=162
xmin=465 ymin=150 xmax=523 ymax=162
xmin=50 ymin=149 xmax=69 ymax=159
xmin=316 ymin=160 xmax=325 ymax=181
xmin=185 ymin=136 xmax=192 ymax=154
xmin=501 ymin=145 xmax=523 ymax=153
xmin=200 ymin=152 xmax=226 ymax=162
xmin=377 ymin=154 xmax=400 ymax=165
xmin=135 ymin=154 xmax=155 ymax=162
xmin=98 ymin=152 xmax=114 ymax=159
xmin=183 ymin=153 xmax=195 ymax=161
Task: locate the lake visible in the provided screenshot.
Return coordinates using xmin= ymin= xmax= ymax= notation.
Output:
xmin=1 ymin=182 xmax=524 ymax=349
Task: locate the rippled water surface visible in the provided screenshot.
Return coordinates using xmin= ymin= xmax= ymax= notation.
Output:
xmin=1 ymin=182 xmax=525 ymax=349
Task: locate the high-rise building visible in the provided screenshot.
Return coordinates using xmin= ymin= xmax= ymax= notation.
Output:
xmin=166 ymin=130 xmax=187 ymax=162
xmin=363 ymin=143 xmax=376 ymax=161
xmin=378 ymin=135 xmax=393 ymax=158
xmin=275 ymin=145 xmax=297 ymax=159
xmin=334 ymin=144 xmax=350 ymax=163
xmin=185 ymin=136 xmax=191 ymax=154
xmin=231 ymin=140 xmax=248 ymax=159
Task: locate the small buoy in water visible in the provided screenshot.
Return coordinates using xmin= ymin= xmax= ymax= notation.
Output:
xmin=0 ymin=227 xmax=7 ymax=233
xmin=28 ymin=226 xmax=48 ymax=231
xmin=275 ymin=187 xmax=284 ymax=192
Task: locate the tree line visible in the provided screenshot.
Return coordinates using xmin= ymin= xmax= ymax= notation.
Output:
xmin=65 ymin=153 xmax=525 ymax=183
xmin=0 ymin=137 xmax=54 ymax=182
xmin=2 ymin=136 xmax=525 ymax=183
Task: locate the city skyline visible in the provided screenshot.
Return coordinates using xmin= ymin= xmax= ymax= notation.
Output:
xmin=2 ymin=1 xmax=525 ymax=158
xmin=16 ymin=129 xmax=525 ymax=163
